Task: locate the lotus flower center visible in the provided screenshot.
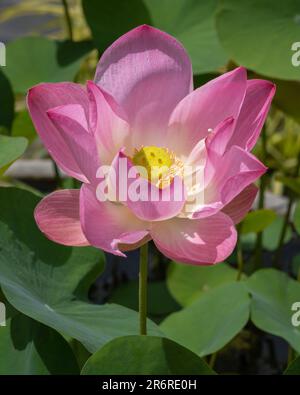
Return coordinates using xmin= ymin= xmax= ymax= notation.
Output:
xmin=132 ymin=145 xmax=182 ymax=188
xmin=132 ymin=145 xmax=183 ymax=188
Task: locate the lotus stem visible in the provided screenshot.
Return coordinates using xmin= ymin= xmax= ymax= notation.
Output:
xmin=139 ymin=242 xmax=148 ymax=335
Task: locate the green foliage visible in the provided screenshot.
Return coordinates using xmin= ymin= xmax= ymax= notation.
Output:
xmin=0 ymin=70 xmax=14 ymax=132
xmin=109 ymin=280 xmax=180 ymax=320
xmin=284 ymin=357 xmax=300 ymax=375
xmin=11 ymin=110 xmax=37 ymax=143
xmin=0 ymin=134 xmax=27 ymax=171
xmin=81 ymin=335 xmax=214 ymax=375
xmin=216 ymin=0 xmax=300 ymax=80
xmin=0 ymin=302 xmax=79 ymax=375
xmin=83 ymin=0 xmax=228 ymax=74
xmin=0 ymin=187 xmax=161 ymax=354
xmin=167 ymin=261 xmax=239 ymax=306
xmin=161 ymin=282 xmax=250 ymax=356
xmin=241 ymin=209 xmax=277 ymax=234
xmin=262 ymin=216 xmax=292 ymax=251
xmin=293 ymin=201 xmax=300 ymax=234
xmin=3 ymin=37 xmax=94 ymax=93
xmin=246 ymin=269 xmax=300 ymax=353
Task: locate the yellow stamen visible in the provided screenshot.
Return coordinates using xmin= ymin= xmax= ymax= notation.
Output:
xmin=132 ymin=145 xmax=183 ymax=188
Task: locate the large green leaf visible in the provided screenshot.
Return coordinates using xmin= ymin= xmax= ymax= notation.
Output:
xmin=0 ymin=70 xmax=14 ymax=132
xmin=81 ymin=335 xmax=214 ymax=375
xmin=0 ymin=187 xmax=161 ymax=353
xmin=82 ymin=0 xmax=151 ymax=51
xmin=247 ymin=269 xmax=300 ymax=353
xmin=284 ymin=357 xmax=300 ymax=375
xmin=167 ymin=261 xmax=239 ymax=306
xmin=83 ymin=0 xmax=227 ymax=74
xmin=0 ymin=135 xmax=27 ymax=170
xmin=240 ymin=209 xmax=277 ymax=234
xmin=216 ymin=0 xmax=300 ymax=80
xmin=4 ymin=38 xmax=94 ymax=93
xmin=160 ymin=282 xmax=250 ymax=356
xmin=0 ymin=302 xmax=79 ymax=375
xmin=144 ymin=0 xmax=228 ymax=73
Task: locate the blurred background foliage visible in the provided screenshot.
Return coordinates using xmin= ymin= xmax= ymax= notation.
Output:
xmin=0 ymin=0 xmax=300 ymax=375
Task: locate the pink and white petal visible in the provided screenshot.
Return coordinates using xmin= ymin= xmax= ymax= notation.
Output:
xmin=167 ymin=67 xmax=247 ymax=156
xmin=34 ymin=189 xmax=89 ymax=246
xmin=47 ymin=104 xmax=99 ymax=184
xmin=151 ymin=212 xmax=237 ymax=265
xmin=27 ymin=82 xmax=89 ymax=182
xmin=94 ymin=25 xmax=193 ymax=147
xmin=80 ymin=184 xmax=150 ymax=256
xmin=228 ymin=79 xmax=276 ymax=151
xmin=219 ymin=146 xmax=267 ymax=205
xmin=110 ymin=151 xmax=186 ymax=221
xmin=205 ymin=117 xmax=235 ymax=156
xmin=191 ymin=146 xmax=266 ymax=219
xmin=222 ymin=184 xmax=258 ymax=224
xmin=87 ymin=81 xmax=130 ymax=164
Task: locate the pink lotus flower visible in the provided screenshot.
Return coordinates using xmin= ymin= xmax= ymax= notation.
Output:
xmin=28 ymin=25 xmax=275 ymax=265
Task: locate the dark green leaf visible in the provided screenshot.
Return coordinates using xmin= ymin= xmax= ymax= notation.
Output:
xmin=0 ymin=302 xmax=79 ymax=375
xmin=109 ymin=280 xmax=180 ymax=318
xmin=0 ymin=70 xmax=14 ymax=132
xmin=81 ymin=336 xmax=215 ymax=375
xmin=82 ymin=0 xmax=151 ymax=52
xmin=284 ymin=356 xmax=300 ymax=375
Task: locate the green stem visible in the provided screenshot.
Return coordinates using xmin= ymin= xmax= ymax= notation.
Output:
xmin=62 ymin=0 xmax=73 ymax=40
xmin=209 ymin=352 xmax=217 ymax=369
xmin=254 ymin=127 xmax=267 ymax=268
xmin=236 ymin=232 xmax=244 ymax=281
xmin=139 ymin=243 xmax=148 ymax=335
xmin=274 ymin=153 xmax=300 ymax=267
xmin=53 ymin=161 xmax=61 ymax=188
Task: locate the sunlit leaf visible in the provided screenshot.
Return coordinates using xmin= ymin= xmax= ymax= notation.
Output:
xmin=144 ymin=0 xmax=228 ymax=73
xmin=216 ymin=0 xmax=300 ymax=80
xmin=160 ymin=282 xmax=250 ymax=356
xmin=247 ymin=269 xmax=300 ymax=353
xmin=167 ymin=261 xmax=239 ymax=306
xmin=4 ymin=37 xmax=94 ymax=93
